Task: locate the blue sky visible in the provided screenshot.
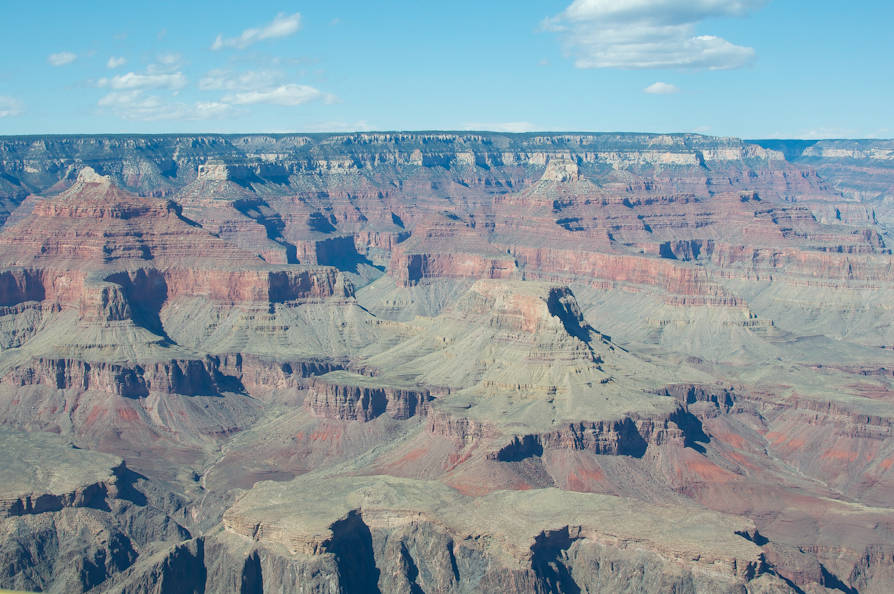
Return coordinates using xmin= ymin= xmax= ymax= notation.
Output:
xmin=0 ymin=0 xmax=890 ymax=138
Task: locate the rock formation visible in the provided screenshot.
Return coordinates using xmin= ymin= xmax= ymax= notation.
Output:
xmin=0 ymin=132 xmax=892 ymax=592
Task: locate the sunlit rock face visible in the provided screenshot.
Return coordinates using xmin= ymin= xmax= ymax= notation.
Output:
xmin=0 ymin=133 xmax=892 ymax=592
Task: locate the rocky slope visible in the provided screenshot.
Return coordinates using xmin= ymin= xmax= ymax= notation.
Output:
xmin=0 ymin=429 xmax=197 ymax=593
xmin=0 ymin=132 xmax=892 ymax=592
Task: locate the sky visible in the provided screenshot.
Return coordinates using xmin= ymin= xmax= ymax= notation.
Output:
xmin=0 ymin=0 xmax=891 ymax=138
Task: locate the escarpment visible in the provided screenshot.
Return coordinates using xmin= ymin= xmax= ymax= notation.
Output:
xmin=0 ymin=430 xmax=195 ymax=593
xmin=2 ymin=356 xmax=243 ymax=397
xmin=306 ymin=372 xmax=434 ymax=421
xmin=0 ymin=430 xmax=124 ymax=518
xmin=0 ymin=133 xmax=893 ymax=593
xmin=217 ymin=475 xmax=789 ymax=593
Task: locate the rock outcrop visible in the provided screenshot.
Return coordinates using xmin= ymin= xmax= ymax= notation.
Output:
xmin=0 ymin=429 xmax=194 ymax=593
xmin=218 ymin=475 xmax=791 ymax=593
xmin=306 ymin=372 xmax=434 ymax=421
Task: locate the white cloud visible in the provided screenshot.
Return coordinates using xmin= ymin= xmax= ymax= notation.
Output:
xmin=644 ymin=81 xmax=679 ymax=94
xmin=97 ymin=71 xmax=187 ymax=90
xmin=223 ymin=84 xmax=333 ymax=106
xmin=48 ymin=51 xmax=77 ymax=66
xmin=545 ymin=0 xmax=764 ymax=70
xmin=211 ymin=12 xmax=301 ymax=50
xmin=146 ymin=53 xmax=183 ymax=74
xmin=107 ymin=56 xmax=127 ymax=69
xmin=462 ymin=122 xmax=539 ymax=133
xmin=156 ymin=52 xmax=181 ymax=66
xmin=198 ymin=69 xmax=282 ymax=91
xmin=97 ymin=90 xmax=238 ymax=121
xmin=97 ymin=90 xmax=166 ymax=118
xmin=192 ymin=101 xmax=237 ymax=119
xmin=0 ymin=96 xmax=23 ymax=118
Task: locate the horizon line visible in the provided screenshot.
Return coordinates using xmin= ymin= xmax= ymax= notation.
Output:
xmin=0 ymin=131 xmax=891 ymax=142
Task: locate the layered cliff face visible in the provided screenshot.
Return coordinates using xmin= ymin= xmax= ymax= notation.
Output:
xmin=218 ymin=475 xmax=788 ymax=593
xmin=0 ymin=132 xmax=893 ymax=593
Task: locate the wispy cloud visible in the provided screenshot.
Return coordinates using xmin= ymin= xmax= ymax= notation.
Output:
xmin=146 ymin=53 xmax=183 ymax=74
xmin=199 ymin=68 xmax=336 ymax=112
xmin=644 ymin=81 xmax=679 ymax=94
xmin=48 ymin=51 xmax=77 ymax=66
xmin=211 ymin=12 xmax=301 ymax=50
xmin=0 ymin=96 xmax=23 ymax=118
xmin=97 ymin=90 xmax=237 ymax=121
xmin=156 ymin=52 xmax=181 ymax=66
xmin=97 ymin=71 xmax=187 ymax=90
xmin=794 ymin=127 xmax=860 ymax=139
xmin=198 ymin=69 xmax=282 ymax=91
xmin=106 ymin=56 xmax=127 ymax=69
xmin=544 ymin=0 xmax=765 ymax=70
xmin=462 ymin=122 xmax=539 ymax=133
xmin=223 ymin=84 xmax=334 ymax=106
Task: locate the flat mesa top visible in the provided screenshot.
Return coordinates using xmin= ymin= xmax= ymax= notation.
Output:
xmin=0 ymin=429 xmax=121 ymax=498
xmin=226 ymin=474 xmax=760 ymax=564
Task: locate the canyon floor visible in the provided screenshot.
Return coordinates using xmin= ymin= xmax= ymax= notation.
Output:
xmin=0 ymin=133 xmax=893 ymax=593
